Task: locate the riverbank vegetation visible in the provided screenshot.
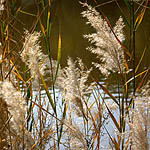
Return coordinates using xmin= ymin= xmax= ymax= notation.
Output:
xmin=0 ymin=0 xmax=150 ymax=149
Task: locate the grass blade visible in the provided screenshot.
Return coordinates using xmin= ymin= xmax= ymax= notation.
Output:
xmin=58 ymin=103 xmax=67 ymax=146
xmin=40 ymin=73 xmax=56 ymax=113
xmin=105 ymin=103 xmax=121 ymax=132
xmin=10 ymin=60 xmax=26 ymax=83
xmin=54 ymin=33 xmax=61 ymax=83
xmin=134 ymin=0 xmax=148 ymax=31
xmin=125 ymin=69 xmax=149 ymax=85
xmin=96 ymin=82 xmax=119 ymax=106
xmin=135 ymin=47 xmax=146 ymax=73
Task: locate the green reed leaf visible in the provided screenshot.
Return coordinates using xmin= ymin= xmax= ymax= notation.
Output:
xmin=105 ymin=103 xmax=121 ymax=132
xmin=124 ymin=0 xmax=131 ymax=9
xmin=135 ymin=47 xmax=146 ymax=73
xmin=96 ymin=82 xmax=119 ymax=106
xmin=54 ymin=33 xmax=61 ymax=83
xmin=46 ymin=11 xmax=51 ymax=38
xmin=58 ymin=103 xmax=67 ymax=146
xmin=40 ymin=73 xmax=56 ymax=113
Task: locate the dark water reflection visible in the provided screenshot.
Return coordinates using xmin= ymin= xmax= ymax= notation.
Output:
xmin=15 ymin=0 xmax=150 ymax=84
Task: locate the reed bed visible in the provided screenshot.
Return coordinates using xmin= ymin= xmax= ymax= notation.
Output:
xmin=0 ymin=0 xmax=149 ymax=150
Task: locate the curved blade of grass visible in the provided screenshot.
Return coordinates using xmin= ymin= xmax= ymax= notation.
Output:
xmin=126 ymin=97 xmax=134 ymax=114
xmin=135 ymin=9 xmax=145 ymax=31
xmin=25 ymin=77 xmax=33 ymax=84
xmin=46 ymin=10 xmax=51 ymax=37
xmin=18 ymin=9 xmax=36 ymax=17
xmin=41 ymin=23 xmax=46 ymax=38
xmin=124 ymin=54 xmax=129 ymax=72
xmin=87 ymin=106 xmax=98 ymax=138
xmin=10 ymin=60 xmax=26 ymax=83
xmin=96 ymin=82 xmax=119 ymax=106
xmin=135 ymin=46 xmax=146 ymax=73
xmin=134 ymin=0 xmax=145 ymax=15
xmin=127 ymin=70 xmax=148 ymax=113
xmin=125 ymin=138 xmax=129 ymax=150
xmin=136 ymin=71 xmax=148 ymax=91
xmin=58 ymin=102 xmax=67 ymax=146
xmin=125 ymin=68 xmax=149 ymax=85
xmin=134 ymin=0 xmax=148 ymax=31
xmin=54 ymin=33 xmax=61 ymax=83
xmin=89 ymin=107 xmax=101 ymax=131
xmin=40 ymin=21 xmax=51 ymax=63
xmin=105 ymin=103 xmax=121 ymax=132
xmin=40 ymin=73 xmax=56 ymax=113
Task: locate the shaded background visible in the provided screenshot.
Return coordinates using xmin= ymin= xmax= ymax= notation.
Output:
xmin=13 ymin=0 xmax=150 ymax=82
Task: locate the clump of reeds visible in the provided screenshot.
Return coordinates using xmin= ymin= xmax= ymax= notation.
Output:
xmin=0 ymin=0 xmax=149 ymax=149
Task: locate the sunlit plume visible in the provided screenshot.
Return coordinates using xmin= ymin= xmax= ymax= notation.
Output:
xmin=57 ymin=57 xmax=92 ymax=118
xmin=0 ymin=0 xmax=5 ymax=12
xmin=0 ymin=81 xmax=36 ymax=148
xmin=81 ymin=3 xmax=125 ymax=76
xmin=21 ymin=30 xmax=48 ymax=83
xmin=0 ymin=81 xmax=26 ymax=133
xmin=129 ymin=81 xmax=150 ymax=150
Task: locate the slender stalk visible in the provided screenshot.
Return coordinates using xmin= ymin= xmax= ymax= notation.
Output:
xmin=132 ymin=1 xmax=136 ymax=102
xmin=130 ymin=1 xmax=136 ymax=150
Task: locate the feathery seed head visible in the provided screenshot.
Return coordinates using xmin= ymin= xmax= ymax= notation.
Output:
xmin=0 ymin=81 xmax=27 ymax=132
xmin=81 ymin=3 xmax=125 ymax=76
xmin=57 ymin=57 xmax=92 ymax=117
xmin=0 ymin=0 xmax=5 ymax=12
xmin=0 ymin=81 xmax=35 ymax=149
xmin=21 ymin=30 xmax=48 ymax=82
xmin=129 ymin=81 xmax=150 ymax=150
xmin=64 ymin=121 xmax=88 ymax=150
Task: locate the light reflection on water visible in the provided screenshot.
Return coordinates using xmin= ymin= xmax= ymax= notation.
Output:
xmin=28 ymin=83 xmax=131 ymax=149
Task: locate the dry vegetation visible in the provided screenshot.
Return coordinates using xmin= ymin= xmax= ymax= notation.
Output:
xmin=0 ymin=0 xmax=150 ymax=150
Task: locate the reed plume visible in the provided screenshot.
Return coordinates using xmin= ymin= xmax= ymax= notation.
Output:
xmin=0 ymin=81 xmax=27 ymax=132
xmin=0 ymin=0 xmax=5 ymax=12
xmin=21 ymin=30 xmax=48 ymax=84
xmin=129 ymin=81 xmax=150 ymax=150
xmin=57 ymin=57 xmax=92 ymax=118
xmin=0 ymin=80 xmax=36 ymax=149
xmin=81 ymin=3 xmax=125 ymax=76
xmin=67 ymin=122 xmax=88 ymax=150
